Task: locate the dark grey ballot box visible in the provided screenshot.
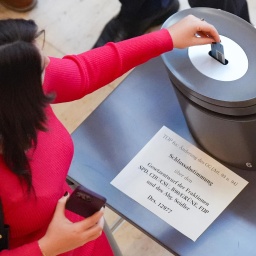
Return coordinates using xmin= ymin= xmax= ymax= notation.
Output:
xmin=162 ymin=8 xmax=256 ymax=171
xmin=68 ymin=56 xmax=255 ymax=256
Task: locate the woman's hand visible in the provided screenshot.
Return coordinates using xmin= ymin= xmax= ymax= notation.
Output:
xmin=167 ymin=14 xmax=220 ymax=49
xmin=38 ymin=194 xmax=104 ymax=256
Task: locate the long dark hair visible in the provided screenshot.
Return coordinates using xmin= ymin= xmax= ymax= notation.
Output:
xmin=0 ymin=19 xmax=54 ymax=193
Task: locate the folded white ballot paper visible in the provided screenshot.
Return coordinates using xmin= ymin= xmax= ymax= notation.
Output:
xmin=111 ymin=126 xmax=248 ymax=241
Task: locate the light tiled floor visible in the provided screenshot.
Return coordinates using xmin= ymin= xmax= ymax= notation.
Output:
xmin=0 ymin=1 xmax=255 ymax=255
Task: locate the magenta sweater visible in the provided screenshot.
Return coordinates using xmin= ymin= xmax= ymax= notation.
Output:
xmin=0 ymin=29 xmax=173 ymax=255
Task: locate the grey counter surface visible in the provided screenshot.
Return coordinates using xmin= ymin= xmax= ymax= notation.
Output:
xmin=68 ymin=56 xmax=255 ymax=256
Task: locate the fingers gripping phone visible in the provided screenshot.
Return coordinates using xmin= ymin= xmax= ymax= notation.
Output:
xmin=65 ymin=185 xmax=107 ymax=218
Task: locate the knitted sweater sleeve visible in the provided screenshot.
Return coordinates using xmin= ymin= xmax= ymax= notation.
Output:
xmin=0 ymin=241 xmax=42 ymax=255
xmin=43 ymin=28 xmax=173 ymax=103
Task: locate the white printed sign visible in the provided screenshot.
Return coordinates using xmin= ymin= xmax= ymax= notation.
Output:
xmin=111 ymin=126 xmax=248 ymax=241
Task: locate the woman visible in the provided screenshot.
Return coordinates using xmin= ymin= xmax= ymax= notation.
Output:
xmin=0 ymin=15 xmax=219 ymax=255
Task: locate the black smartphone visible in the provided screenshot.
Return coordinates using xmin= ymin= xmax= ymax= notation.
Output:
xmin=65 ymin=185 xmax=106 ymax=218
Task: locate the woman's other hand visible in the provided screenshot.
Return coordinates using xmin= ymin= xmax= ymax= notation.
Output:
xmin=167 ymin=14 xmax=220 ymax=49
xmin=38 ymin=194 xmax=104 ymax=256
